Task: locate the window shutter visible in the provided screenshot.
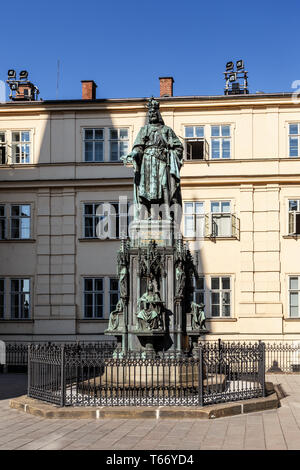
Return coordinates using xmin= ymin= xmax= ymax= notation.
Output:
xmin=289 ymin=211 xmax=295 ymax=234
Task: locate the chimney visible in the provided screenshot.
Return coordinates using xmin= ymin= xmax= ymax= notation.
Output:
xmin=81 ymin=80 xmax=97 ymax=100
xmin=159 ymin=77 xmax=174 ymax=97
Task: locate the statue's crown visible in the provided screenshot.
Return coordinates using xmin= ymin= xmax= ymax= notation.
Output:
xmin=147 ymin=97 xmax=159 ymax=110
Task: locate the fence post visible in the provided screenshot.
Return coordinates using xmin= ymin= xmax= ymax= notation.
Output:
xmin=27 ymin=344 xmax=31 ymax=397
xmin=198 ymin=345 xmax=204 ymax=407
xmin=259 ymin=341 xmax=266 ymax=397
xmin=60 ymin=345 xmax=66 ymax=407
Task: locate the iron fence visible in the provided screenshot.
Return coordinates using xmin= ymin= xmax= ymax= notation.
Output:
xmin=1 ymin=341 xmax=116 ymax=372
xmin=201 ymin=340 xmax=300 ymax=374
xmin=3 ymin=340 xmax=300 ymax=374
xmin=28 ymin=342 xmax=265 ymax=407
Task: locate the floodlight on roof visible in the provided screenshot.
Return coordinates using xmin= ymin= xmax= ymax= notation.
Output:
xmin=10 ymin=83 xmax=18 ymax=91
xmin=229 ymin=73 xmax=236 ymax=82
xmin=19 ymin=70 xmax=28 ymax=80
xmin=236 ymin=60 xmax=244 ymax=70
xmin=7 ymin=69 xmax=16 ymax=79
xmin=226 ymin=61 xmax=234 ymax=71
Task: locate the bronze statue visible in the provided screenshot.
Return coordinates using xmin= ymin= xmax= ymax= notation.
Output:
xmin=121 ymin=98 xmax=183 ymax=219
xmin=108 ymin=298 xmax=124 ymax=331
xmin=136 ymin=279 xmax=164 ymax=331
xmin=175 ymin=260 xmax=186 ymax=297
xmin=191 ymin=302 xmax=206 ymax=330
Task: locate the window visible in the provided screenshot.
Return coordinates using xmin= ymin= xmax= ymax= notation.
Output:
xmin=0 ymin=132 xmax=6 ymax=164
xmin=83 ymin=202 xmax=130 ymax=239
xmin=288 ymin=200 xmax=300 ymax=235
xmin=184 ymin=126 xmax=206 ymax=160
xmin=109 ymin=278 xmax=119 ymax=312
xmin=0 ymin=206 xmax=6 ymax=239
xmin=11 ymin=131 xmax=31 ymax=164
xmin=289 ymin=276 xmax=300 ymax=317
xmin=0 ymin=279 xmax=4 ymax=318
xmin=211 ymin=276 xmax=231 ymax=317
xmin=10 ymin=205 xmax=31 ymax=239
xmin=289 ymin=124 xmax=300 ymax=157
xmin=192 ymin=276 xmax=205 ymax=305
xmin=211 ymin=201 xmax=232 ymax=237
xmin=83 ymin=128 xmax=104 ymax=162
xmin=184 ymin=202 xmax=204 ymax=237
xmin=10 ymin=279 xmax=30 ymax=319
xmin=211 ymin=125 xmax=231 ymax=159
xmin=83 ymin=278 xmax=104 ymax=318
xmin=109 ymin=128 xmax=129 ymax=161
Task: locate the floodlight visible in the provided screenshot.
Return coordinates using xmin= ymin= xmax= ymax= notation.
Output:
xmin=19 ymin=70 xmax=28 ymax=80
xmin=226 ymin=61 xmax=234 ymax=71
xmin=10 ymin=83 xmax=18 ymax=91
xmin=236 ymin=60 xmax=244 ymax=70
xmin=7 ymin=69 xmax=16 ymax=79
xmin=229 ymin=73 xmax=236 ymax=82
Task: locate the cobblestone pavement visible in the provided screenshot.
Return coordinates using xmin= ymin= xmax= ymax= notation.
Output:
xmin=1 ymin=373 xmax=300 ymax=450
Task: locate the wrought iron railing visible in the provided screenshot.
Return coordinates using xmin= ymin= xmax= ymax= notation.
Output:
xmin=3 ymin=340 xmax=300 ymax=374
xmin=1 ymin=341 xmax=116 ymax=372
xmin=201 ymin=340 xmax=300 ymax=374
xmin=27 ymin=342 xmax=265 ymax=407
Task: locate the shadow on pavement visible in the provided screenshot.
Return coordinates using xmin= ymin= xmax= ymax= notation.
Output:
xmin=0 ymin=373 xmax=27 ymax=400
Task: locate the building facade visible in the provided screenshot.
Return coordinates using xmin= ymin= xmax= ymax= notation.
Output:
xmin=1 ymin=78 xmax=300 ymax=343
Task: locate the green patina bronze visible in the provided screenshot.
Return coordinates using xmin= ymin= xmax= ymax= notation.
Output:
xmin=121 ymin=97 xmax=183 ymax=219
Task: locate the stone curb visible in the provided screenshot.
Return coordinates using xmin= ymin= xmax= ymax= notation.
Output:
xmin=10 ymin=383 xmax=280 ymax=420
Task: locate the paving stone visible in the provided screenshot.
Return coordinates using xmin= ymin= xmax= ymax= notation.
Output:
xmin=1 ymin=372 xmax=300 ymax=450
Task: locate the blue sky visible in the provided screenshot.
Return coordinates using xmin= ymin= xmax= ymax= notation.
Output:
xmin=1 ymin=0 xmax=300 ymax=100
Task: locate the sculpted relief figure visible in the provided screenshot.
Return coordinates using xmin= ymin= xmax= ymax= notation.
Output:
xmin=121 ymin=98 xmax=183 ymax=220
xmin=136 ymin=279 xmax=164 ymax=331
xmin=191 ymin=302 xmax=206 ymax=331
xmin=108 ymin=299 xmax=124 ymax=331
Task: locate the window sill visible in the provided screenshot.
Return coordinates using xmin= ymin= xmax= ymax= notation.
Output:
xmin=78 ymin=319 xmax=108 ymax=323
xmin=78 ymin=238 xmax=121 ymax=242
xmin=284 ymin=318 xmax=300 ymax=321
xmin=206 ymin=318 xmax=237 ymax=322
xmin=283 ymin=235 xmax=300 ymax=239
xmin=0 ymin=238 xmax=36 ymax=243
xmin=0 ymin=319 xmax=33 ymax=322
xmin=184 ymin=236 xmax=238 ymax=241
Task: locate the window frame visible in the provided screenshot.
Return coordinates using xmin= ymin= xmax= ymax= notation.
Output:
xmin=192 ymin=276 xmax=205 ymax=310
xmin=83 ymin=277 xmax=104 ymax=319
xmin=109 ymin=277 xmax=120 ymax=313
xmin=83 ymin=201 xmax=131 ymax=239
xmin=11 ymin=130 xmax=32 ymax=164
xmin=0 ymin=278 xmax=4 ymax=319
xmin=10 ymin=278 xmax=30 ymax=319
xmin=82 ymin=128 xmax=104 ymax=162
xmin=210 ymin=124 xmax=231 ymax=160
xmin=210 ymin=200 xmax=232 ymax=237
xmin=210 ymin=276 xmax=231 ymax=318
xmin=288 ymin=123 xmax=300 ymax=158
xmin=10 ymin=204 xmax=31 ymax=240
xmin=183 ymin=126 xmax=206 ymax=161
xmin=109 ymin=128 xmax=129 ymax=162
xmin=0 ymin=131 xmax=7 ymax=165
xmin=0 ymin=205 xmax=6 ymax=240
xmin=183 ymin=201 xmax=205 ymax=238
xmin=288 ymin=276 xmax=300 ymax=318
xmin=288 ymin=199 xmax=300 ymax=235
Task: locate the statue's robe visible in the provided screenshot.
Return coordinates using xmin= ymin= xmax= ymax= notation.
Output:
xmin=132 ymin=123 xmax=183 ymax=205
